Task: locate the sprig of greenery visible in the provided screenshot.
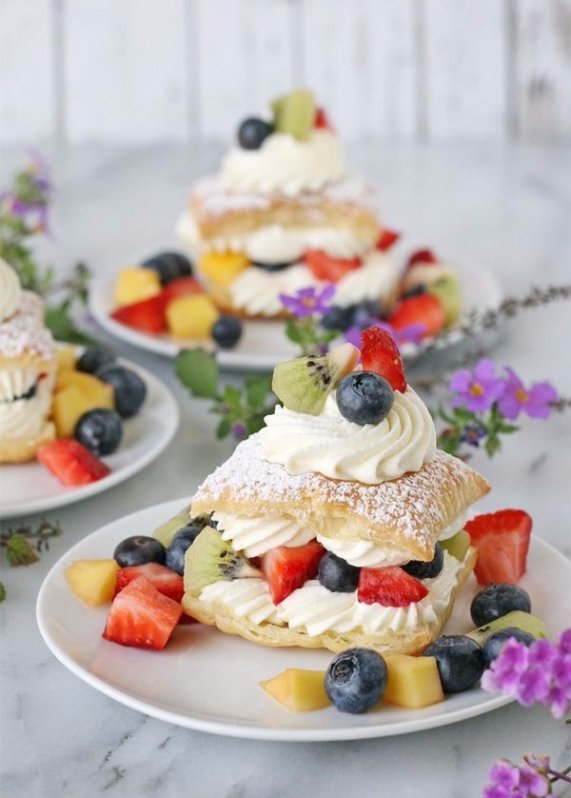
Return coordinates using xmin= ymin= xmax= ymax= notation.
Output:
xmin=0 ymin=519 xmax=62 ymax=601
xmin=284 ymin=317 xmax=337 ymax=357
xmin=435 ymin=403 xmax=519 ymax=458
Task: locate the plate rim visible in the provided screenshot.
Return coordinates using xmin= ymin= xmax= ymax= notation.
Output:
xmin=35 ymin=497 xmax=571 ymax=742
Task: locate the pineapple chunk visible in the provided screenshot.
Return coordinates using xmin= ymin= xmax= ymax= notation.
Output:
xmin=52 ymin=382 xmax=114 ymax=437
xmin=56 ymin=346 xmax=77 ymax=372
xmin=383 ymin=654 xmax=444 ymax=709
xmin=260 ymin=669 xmax=330 ymax=712
xmin=56 ymin=370 xmax=113 ymax=401
xmin=114 ymin=267 xmax=161 ymax=307
xmin=197 ymin=251 xmax=248 ymax=287
xmin=65 ymin=559 xmax=119 ymax=606
xmin=166 ymin=294 xmax=219 ymax=339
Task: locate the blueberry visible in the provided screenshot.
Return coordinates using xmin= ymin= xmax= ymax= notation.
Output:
xmin=336 ymin=372 xmax=394 ymax=426
xmin=114 ymin=535 xmax=166 ymax=567
xmin=402 ymin=544 xmax=444 ymax=580
xmin=318 ymin=552 xmax=360 ymax=593
xmin=76 ymin=347 xmax=116 ymax=375
xmin=352 ymin=300 xmax=383 ymax=327
xmin=96 ymin=365 xmax=146 ymax=418
xmin=251 ymin=260 xmax=294 ymax=273
xmin=470 ymin=584 xmax=532 ymax=628
xmin=325 ymin=648 xmax=387 ymax=713
xmin=321 ymin=304 xmax=356 ymax=332
xmin=402 ymin=285 xmax=427 ymax=299
xmin=211 ymin=316 xmax=243 ymax=349
xmin=74 ymin=409 xmax=123 ymax=456
xmin=423 ymin=635 xmax=484 ymax=693
xmin=165 ymin=524 xmax=205 ymax=575
xmin=482 ymin=627 xmax=535 ymax=668
xmin=237 ymin=117 xmax=273 ymax=150
xmin=141 ymin=251 xmax=192 ymax=285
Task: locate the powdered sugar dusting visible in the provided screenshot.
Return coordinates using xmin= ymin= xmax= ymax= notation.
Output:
xmin=0 ymin=291 xmax=55 ymax=360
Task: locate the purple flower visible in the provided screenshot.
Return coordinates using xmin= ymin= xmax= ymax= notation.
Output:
xmin=449 ymin=359 xmax=505 ymax=413
xmin=230 ymin=421 xmax=247 ymax=440
xmin=497 ymin=368 xmax=558 ymax=421
xmin=279 ymin=284 xmax=335 ymax=318
xmin=460 ymin=420 xmax=487 ymax=447
xmin=483 ymin=759 xmax=550 ymax=798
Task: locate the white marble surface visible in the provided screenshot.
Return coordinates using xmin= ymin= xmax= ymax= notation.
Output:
xmin=0 ymin=143 xmax=570 ymax=797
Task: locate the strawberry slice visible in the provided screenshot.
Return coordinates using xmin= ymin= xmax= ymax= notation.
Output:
xmin=388 ymin=294 xmax=445 ymax=340
xmin=357 ymin=566 xmax=428 ymax=607
xmin=160 ymin=276 xmax=203 ymax=305
xmin=376 ymin=229 xmax=401 ymax=252
xmin=111 ymin=294 xmax=166 ymax=334
xmin=262 ymin=541 xmax=325 ymax=605
xmin=314 ymin=107 xmax=332 ymax=130
xmin=406 ymin=249 xmax=437 ymax=269
xmin=115 ymin=563 xmax=184 ymax=603
xmin=465 ymin=509 xmax=532 ymax=585
xmin=38 ymin=439 xmax=110 ymax=486
xmin=304 ymin=250 xmax=361 ymax=283
xmin=360 ymin=326 xmax=407 ymax=392
xmin=103 ymin=575 xmax=182 ymax=650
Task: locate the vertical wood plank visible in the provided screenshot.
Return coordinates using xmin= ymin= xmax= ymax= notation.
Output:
xmin=423 ymin=0 xmax=507 ymax=140
xmin=514 ymin=0 xmax=571 ymax=140
xmin=64 ymin=0 xmax=187 ymax=143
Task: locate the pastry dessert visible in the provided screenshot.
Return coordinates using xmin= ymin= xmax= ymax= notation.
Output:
xmin=0 ymin=258 xmax=57 ymax=462
xmin=182 ymin=328 xmax=490 ymax=655
xmin=176 ymin=90 xmax=402 ymax=320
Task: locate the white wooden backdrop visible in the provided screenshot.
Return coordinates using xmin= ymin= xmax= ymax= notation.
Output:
xmin=1 ymin=0 xmax=570 ymax=146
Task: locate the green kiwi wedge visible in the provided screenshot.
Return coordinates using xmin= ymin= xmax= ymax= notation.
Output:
xmin=184 ymin=527 xmax=260 ymax=597
xmin=467 ymin=611 xmax=547 ymax=647
xmin=271 ymin=89 xmax=315 ymax=141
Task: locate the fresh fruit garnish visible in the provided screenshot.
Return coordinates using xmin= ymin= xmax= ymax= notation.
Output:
xmin=76 ymin=346 xmax=116 ymax=375
xmin=38 ymin=439 xmax=110 ymax=486
xmin=406 ymin=249 xmax=437 ymax=269
xmin=464 ymin=509 xmax=532 ymax=585
xmin=113 ymin=535 xmax=166 ymax=568
xmin=383 ymin=654 xmax=444 ymax=709
xmin=360 ymin=327 xmax=407 ymax=393
xmin=325 ymin=648 xmax=387 ymax=714
xmin=466 ymin=610 xmax=546 ymax=647
xmin=115 ymin=563 xmax=184 ymax=603
xmin=427 ymin=273 xmax=462 ymax=327
xmin=303 ymin=250 xmax=361 ymax=283
xmin=271 ymin=89 xmax=315 ymax=141
xmin=65 ymin=559 xmax=119 ymax=606
xmin=141 ymin=251 xmax=192 ymax=285
xmin=52 ymin=372 xmax=114 ymax=438
xmin=111 ymin=294 xmax=167 ymax=334
xmin=237 ymin=117 xmax=273 ymax=149
xmin=402 ymin=544 xmax=444 ymax=580
xmin=96 ymin=365 xmax=146 ymax=419
xmin=313 ymin=107 xmax=331 ymax=130
xmin=388 ymin=294 xmax=445 ymax=340
xmin=211 ymin=316 xmax=243 ymax=349
xmin=262 ymin=541 xmax=325 ymax=605
xmin=422 ymin=635 xmax=484 ymax=693
xmin=160 ymin=276 xmax=203 ymax=304
xmin=165 ymin=525 xmax=204 ymax=575
xmin=102 ymin=575 xmax=182 ymax=650
xmin=56 ymin=346 xmax=77 ymax=372
xmin=357 ymin=566 xmax=428 ymax=607
xmin=318 ymin=552 xmax=359 ymax=593
xmin=260 ymin=669 xmax=330 ymax=712
xmin=166 ymin=294 xmax=220 ymax=340
xmin=152 ymin=507 xmax=192 ymax=548
xmin=482 ymin=627 xmax=535 ymax=667
xmin=336 ymin=371 xmax=394 ymax=426
xmin=197 ymin=251 xmax=249 ymax=287
xmin=321 ymin=304 xmax=356 ymax=332
xmin=439 ymin=529 xmax=471 ymax=562
xmin=184 ymin=527 xmax=260 ymax=597
xmin=470 ymin=583 xmax=531 ymax=627
xmin=114 ymin=267 xmax=162 ymax=307
xmin=375 ymin=229 xmax=400 ymax=252
xmin=271 ymin=342 xmax=359 ymax=415
xmin=74 ymin=408 xmax=123 ymax=456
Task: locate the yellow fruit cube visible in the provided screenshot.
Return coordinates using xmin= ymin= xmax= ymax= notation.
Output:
xmin=65 ymin=559 xmax=119 ymax=606
xmin=56 ymin=347 xmax=77 ymax=372
xmin=383 ymin=654 xmax=444 ymax=709
xmin=165 ymin=294 xmax=219 ymax=339
xmin=197 ymin=251 xmax=248 ymax=288
xmin=52 ymin=382 xmax=114 ymax=437
xmin=260 ymin=669 xmax=330 ymax=712
xmin=114 ymin=267 xmax=161 ymax=307
xmin=56 ymin=370 xmax=112 ymax=401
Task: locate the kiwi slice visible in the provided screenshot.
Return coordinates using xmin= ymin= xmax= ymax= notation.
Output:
xmin=272 ymin=342 xmax=359 ymax=415
xmin=271 ymin=89 xmax=315 ymax=141
xmin=184 ymin=527 xmax=260 ymax=597
xmin=428 ymin=274 xmax=462 ymax=327
xmin=152 ymin=506 xmax=191 ymax=548
xmin=466 ymin=611 xmax=547 ymax=647
xmin=440 ymin=530 xmax=471 ymax=562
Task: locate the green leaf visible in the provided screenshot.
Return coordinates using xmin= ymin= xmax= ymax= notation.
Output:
xmin=484 ymin=435 xmax=501 ymax=458
xmin=284 ymin=319 xmax=304 ymax=345
xmin=246 ymin=413 xmax=267 ymax=435
xmin=437 ymin=430 xmax=461 ymax=455
xmin=176 ymin=349 xmax=219 ymax=399
xmin=496 ymin=422 xmax=519 ymax=434
xmin=44 ymin=305 xmax=97 ymax=346
xmin=245 ymin=375 xmax=272 ymax=409
xmin=216 ymin=417 xmax=232 ymax=439
xmin=221 ymin=385 xmax=242 ymax=410
xmin=0 ymin=583 xmax=5 ymax=603
xmin=6 ymin=535 xmax=39 ymax=567
xmin=452 ymin=407 xmax=476 ymax=424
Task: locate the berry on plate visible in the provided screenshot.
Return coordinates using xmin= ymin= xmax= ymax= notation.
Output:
xmin=357 ymin=566 xmax=428 ymax=607
xmin=375 ymin=229 xmax=400 ymax=252
xmin=336 ymin=372 xmax=394 ymax=426
xmin=74 ymin=408 xmax=123 ymax=456
xmin=325 ymin=648 xmax=387 ymax=714
xmin=165 ymin=525 xmax=205 ymax=575
xmin=262 ymin=541 xmax=325 ymax=605
xmin=406 ymin=249 xmax=437 ymax=269
xmin=360 ymin=326 xmax=407 ymax=393
xmin=160 ymin=276 xmax=203 ymax=304
xmin=211 ymin=316 xmax=243 ymax=349
xmin=388 ymin=294 xmax=445 ymax=340
xmin=37 ymin=439 xmax=110 ymax=486
xmin=303 ymin=250 xmax=361 ymax=283
xmin=142 ymin=251 xmax=193 ymax=285
xmin=113 ymin=535 xmax=166 ymax=568
xmin=115 ymin=563 xmax=184 ymax=603
xmin=464 ymin=509 xmax=532 ymax=585
xmin=482 ymin=627 xmax=535 ymax=667
xmin=76 ymin=347 xmax=116 ymax=375
xmin=111 ymin=294 xmax=166 ymax=334
xmin=96 ymin=365 xmax=147 ymax=419
xmin=470 ymin=583 xmax=531 ymax=627
xmin=423 ymin=635 xmax=484 ymax=693
xmin=318 ymin=552 xmax=360 ymax=593
xmin=238 ymin=117 xmax=273 ymax=149
xmin=102 ymin=575 xmax=182 ymax=650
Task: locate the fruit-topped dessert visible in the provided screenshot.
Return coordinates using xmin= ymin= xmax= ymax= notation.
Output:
xmin=181 ymin=328 xmax=490 ymax=655
xmin=176 ymin=89 xmax=402 ymax=321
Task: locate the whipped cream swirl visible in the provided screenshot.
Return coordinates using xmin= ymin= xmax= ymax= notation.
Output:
xmin=222 ymin=131 xmax=345 ymax=196
xmin=213 ymin=511 xmax=314 ymax=558
xmin=0 ymin=372 xmax=55 ymax=440
xmin=0 ymin=257 xmax=22 ymax=322
xmin=260 ymin=388 xmax=436 ymax=484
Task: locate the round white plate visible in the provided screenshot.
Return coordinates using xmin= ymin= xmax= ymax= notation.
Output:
xmin=0 ymin=361 xmax=179 ymax=519
xmin=89 ymin=265 xmax=502 ymax=371
xmin=36 ymin=498 xmax=570 ymax=741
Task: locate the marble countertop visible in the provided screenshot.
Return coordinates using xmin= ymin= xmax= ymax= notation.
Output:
xmin=1 ymin=143 xmax=570 ymax=798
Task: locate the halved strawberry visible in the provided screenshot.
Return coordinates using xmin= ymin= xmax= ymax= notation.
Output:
xmin=103 ymin=575 xmax=182 ymax=650
xmin=111 ymin=294 xmax=166 ymax=334
xmin=376 ymin=229 xmax=401 ymax=252
xmin=37 ymin=439 xmax=110 ymax=486
xmin=303 ymin=250 xmax=361 ymax=283
xmin=357 ymin=566 xmax=428 ymax=607
xmin=388 ymin=294 xmax=445 ymax=339
xmin=262 ymin=541 xmax=325 ymax=605
xmin=115 ymin=563 xmax=184 ymax=603
xmin=314 ymin=107 xmax=332 ymax=130
xmin=406 ymin=249 xmax=437 ymax=269
xmin=360 ymin=326 xmax=407 ymax=392
xmin=160 ymin=276 xmax=203 ymax=305
xmin=465 ymin=509 xmax=532 ymax=585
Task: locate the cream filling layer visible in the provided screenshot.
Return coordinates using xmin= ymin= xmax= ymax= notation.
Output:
xmin=0 ymin=372 xmax=55 ymax=440
xmin=0 ymin=369 xmax=38 ymax=401
xmin=213 ymin=511 xmax=315 ymax=558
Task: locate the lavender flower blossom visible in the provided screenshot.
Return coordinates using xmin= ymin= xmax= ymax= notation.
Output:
xmin=449 ymin=359 xmax=505 ymax=413
xmin=279 ymin=285 xmax=335 ymax=318
xmin=497 ymin=368 xmax=558 ymax=420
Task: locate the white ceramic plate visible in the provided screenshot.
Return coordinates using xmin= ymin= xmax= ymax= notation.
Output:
xmin=0 ymin=361 xmax=179 ymax=519
xmin=36 ymin=498 xmax=570 ymax=741
xmin=89 ymin=265 xmax=502 ymax=371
